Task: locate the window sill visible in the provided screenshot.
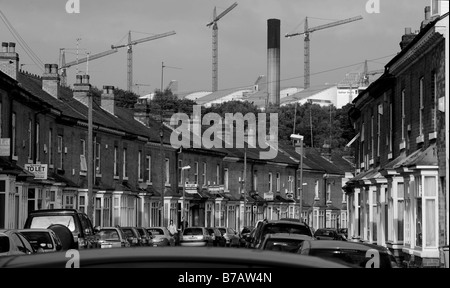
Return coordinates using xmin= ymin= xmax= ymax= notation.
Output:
xmin=388 ymin=153 xmax=393 ymax=160
xmin=146 ymin=181 xmax=152 ymax=185
xmin=369 ymin=159 xmax=374 ymax=165
xmin=114 ymin=176 xmax=120 ymax=180
xmin=49 ymin=164 xmax=54 ymax=169
xmin=138 ymin=179 xmax=144 ymax=183
xmin=96 ymin=174 xmax=102 ymax=178
xmin=165 ymin=183 xmax=171 ymax=187
xmin=27 ymin=159 xmax=34 ymax=164
xmin=416 ymin=135 xmax=424 ymax=144
xmin=428 ymin=132 xmax=437 ymax=140
xmin=12 ymin=155 xmax=18 ymax=161
xmin=123 ymin=177 xmax=129 ymax=181
xmin=399 ymin=141 xmax=406 ymax=150
xmin=80 ymin=171 xmax=87 ymax=176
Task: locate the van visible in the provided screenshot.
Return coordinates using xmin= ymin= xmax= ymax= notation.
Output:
xmin=24 ymin=209 xmax=98 ymax=249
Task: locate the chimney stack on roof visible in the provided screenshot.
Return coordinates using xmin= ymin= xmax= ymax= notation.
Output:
xmin=73 ymin=74 xmax=91 ymax=106
xmin=101 ymin=85 xmax=115 ymax=115
xmin=399 ymin=27 xmax=417 ymax=50
xmin=0 ymin=42 xmax=19 ymax=80
xmin=42 ymin=64 xmax=60 ymax=99
xmin=421 ymin=6 xmax=432 ymax=29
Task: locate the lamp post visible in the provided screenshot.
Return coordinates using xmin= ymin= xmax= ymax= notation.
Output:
xmin=181 ymin=165 xmax=191 ymax=233
xmin=290 ymin=134 xmax=304 ymax=222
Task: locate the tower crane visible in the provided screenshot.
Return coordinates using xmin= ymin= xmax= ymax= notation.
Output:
xmin=359 ymin=59 xmax=384 ymax=87
xmin=206 ymin=2 xmax=238 ymax=92
xmin=285 ymin=15 xmax=363 ymax=89
xmin=111 ymin=30 xmax=176 ymax=91
xmin=59 ymin=48 xmax=119 ymax=86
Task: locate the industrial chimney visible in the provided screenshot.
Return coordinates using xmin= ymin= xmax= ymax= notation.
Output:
xmin=267 ymin=19 xmax=280 ymax=107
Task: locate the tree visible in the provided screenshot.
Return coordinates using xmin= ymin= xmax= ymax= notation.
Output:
xmin=114 ymin=88 xmax=139 ymax=108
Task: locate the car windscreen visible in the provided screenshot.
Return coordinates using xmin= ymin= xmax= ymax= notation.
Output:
xmin=29 ymin=215 xmax=76 ymax=232
xmin=0 ymin=236 xmax=10 ymax=253
xmin=315 ymin=230 xmax=335 ymax=236
xmin=148 ymin=228 xmax=164 ymax=236
xmin=262 ymin=224 xmax=313 ymax=239
xmin=98 ymin=229 xmax=120 ymax=242
xmin=122 ymin=229 xmax=135 ymax=238
xmin=20 ymin=231 xmax=54 ymax=250
xmin=183 ymin=228 xmax=203 ymax=236
xmin=136 ymin=228 xmax=146 ymax=237
xmin=264 ymin=238 xmax=305 ymax=253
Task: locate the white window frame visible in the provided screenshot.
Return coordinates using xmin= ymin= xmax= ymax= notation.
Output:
xmin=276 ymin=173 xmax=280 ymax=192
xmin=224 ymin=168 xmax=229 ymax=191
xmin=419 ymin=77 xmax=424 ymax=137
xmin=216 ymin=164 xmax=220 ymax=185
xmin=57 ymin=135 xmax=63 ymax=169
xmin=138 ymin=150 xmax=143 ymax=181
xmin=146 ymin=155 xmax=152 ymax=184
xmin=123 ymin=148 xmax=128 ymax=180
xmin=195 ymin=162 xmax=199 ymax=184
xmin=28 ymin=120 xmax=33 ymax=160
xmin=165 ymin=158 xmax=170 ymax=185
xmin=113 ymin=146 xmax=119 ymax=177
xmin=315 ymin=180 xmax=319 ymax=200
xmin=202 ymin=162 xmax=207 ymax=186
xmin=48 ymin=128 xmax=53 ymax=166
xmin=35 ymin=122 xmax=40 ymax=162
xmin=12 ymin=112 xmax=17 ymax=159
xmin=268 ymin=173 xmax=273 ymax=192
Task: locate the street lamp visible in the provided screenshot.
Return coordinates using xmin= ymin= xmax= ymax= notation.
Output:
xmin=181 ymin=165 xmax=191 ymax=233
xmin=290 ymin=134 xmax=304 ymax=222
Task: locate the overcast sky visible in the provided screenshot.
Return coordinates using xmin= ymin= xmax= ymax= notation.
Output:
xmin=1 ymin=0 xmax=430 ymax=96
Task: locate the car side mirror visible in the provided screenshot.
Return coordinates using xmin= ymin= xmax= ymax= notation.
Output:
xmin=56 ymin=244 xmax=62 ymax=251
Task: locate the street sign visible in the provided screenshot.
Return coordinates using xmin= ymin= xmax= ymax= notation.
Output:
xmin=24 ymin=164 xmax=48 ymax=179
xmin=0 ymin=138 xmax=10 ymax=156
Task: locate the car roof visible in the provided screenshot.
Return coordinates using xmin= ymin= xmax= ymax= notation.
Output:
xmin=28 ymin=209 xmax=80 ymax=214
xmin=263 ymin=220 xmax=308 ymax=226
xmin=264 ymin=233 xmax=314 ymax=240
xmin=17 ymin=229 xmax=53 ymax=233
xmin=304 ymin=240 xmax=388 ymax=252
xmin=0 ymin=247 xmax=350 ymax=268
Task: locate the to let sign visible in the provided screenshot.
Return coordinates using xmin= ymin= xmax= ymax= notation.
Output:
xmin=24 ymin=164 xmax=48 ymax=180
xmin=0 ymin=138 xmax=10 ymax=156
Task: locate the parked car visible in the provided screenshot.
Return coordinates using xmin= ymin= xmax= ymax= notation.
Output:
xmin=121 ymin=227 xmax=144 ymax=247
xmin=147 ymin=227 xmax=172 ymax=247
xmin=97 ymin=227 xmax=130 ymax=249
xmin=260 ymin=233 xmax=314 ymax=253
xmin=249 ymin=220 xmax=314 ymax=249
xmin=24 ymin=209 xmax=98 ymax=249
xmin=0 ymin=247 xmax=349 ymax=268
xmin=207 ymin=227 xmax=226 ymax=247
xmin=338 ymin=228 xmax=348 ymax=239
xmin=217 ymin=227 xmax=240 ymax=247
xmin=17 ymin=229 xmax=63 ymax=253
xmin=239 ymin=226 xmax=253 ymax=247
xmin=180 ymin=227 xmax=213 ymax=247
xmin=297 ymin=240 xmax=400 ymax=268
xmin=314 ymin=228 xmax=346 ymax=241
xmin=135 ymin=227 xmax=153 ymax=246
xmin=0 ymin=230 xmax=35 ymax=256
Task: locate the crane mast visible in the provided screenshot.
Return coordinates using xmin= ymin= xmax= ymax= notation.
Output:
xmin=207 ymin=2 xmax=238 ymax=92
xmin=111 ymin=30 xmax=176 ymax=91
xmin=286 ymin=15 xmax=363 ymax=89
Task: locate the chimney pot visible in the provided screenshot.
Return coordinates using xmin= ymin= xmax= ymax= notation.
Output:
xmin=1 ymin=42 xmax=8 ymax=53
xmin=405 ymin=27 xmax=412 ymax=35
xmin=50 ymin=64 xmax=58 ymax=74
xmin=8 ymin=42 xmax=15 ymax=53
xmin=425 ymin=6 xmax=431 ymax=20
xmin=82 ymin=74 xmax=90 ymax=84
xmin=44 ymin=64 xmax=51 ymax=74
xmin=76 ymin=75 xmax=83 ymax=84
